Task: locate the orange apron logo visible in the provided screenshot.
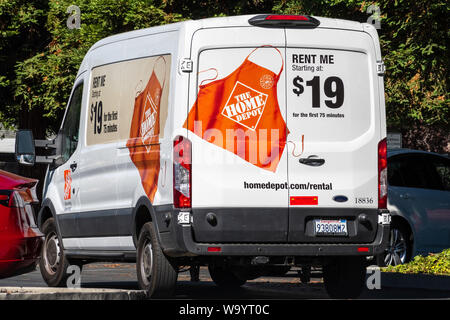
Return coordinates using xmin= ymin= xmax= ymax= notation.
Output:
xmin=64 ymin=169 xmax=71 ymax=200
xmin=127 ymin=56 xmax=166 ymax=202
xmin=184 ymin=46 xmax=289 ymax=172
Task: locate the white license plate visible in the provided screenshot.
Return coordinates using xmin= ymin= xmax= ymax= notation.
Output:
xmin=314 ymin=219 xmax=348 ymax=236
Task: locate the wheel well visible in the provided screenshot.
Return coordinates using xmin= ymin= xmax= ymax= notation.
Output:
xmin=391 ymin=215 xmax=414 ymax=243
xmin=134 ymin=205 xmax=152 ymax=243
xmin=39 ymin=206 xmax=53 ymax=229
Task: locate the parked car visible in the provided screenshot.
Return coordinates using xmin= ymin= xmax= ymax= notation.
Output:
xmin=0 ymin=170 xmax=43 ymax=279
xmin=377 ymin=149 xmax=450 ymax=266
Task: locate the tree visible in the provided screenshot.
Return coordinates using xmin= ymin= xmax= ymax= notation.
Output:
xmin=1 ymin=0 xmax=448 ymax=152
xmin=1 ymin=0 xmax=183 ymax=139
xmin=0 ymin=0 xmax=50 ymax=138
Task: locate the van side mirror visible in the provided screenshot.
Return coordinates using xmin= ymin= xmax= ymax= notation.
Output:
xmin=15 ymin=130 xmax=36 ymax=166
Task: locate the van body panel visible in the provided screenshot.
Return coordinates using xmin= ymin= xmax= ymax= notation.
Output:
xmin=188 ymin=27 xmax=289 ymax=242
xmin=285 ymin=29 xmax=381 ymax=207
xmin=189 ymin=28 xmax=287 ymax=208
xmin=285 ymin=28 xmax=382 ymax=242
xmin=54 ymin=30 xmax=182 ymax=250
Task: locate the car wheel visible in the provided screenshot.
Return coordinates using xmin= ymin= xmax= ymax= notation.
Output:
xmin=323 ymin=257 xmax=366 ymax=299
xmin=208 ymin=264 xmax=247 ymax=289
xmin=136 ymin=222 xmax=177 ymax=298
xmin=39 ymin=218 xmax=70 ymax=287
xmin=377 ymin=222 xmax=411 ymax=267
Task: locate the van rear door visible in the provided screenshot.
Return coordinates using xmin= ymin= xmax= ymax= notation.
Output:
xmin=285 ymin=27 xmax=382 ymax=242
xmin=187 ymin=26 xmax=289 ymax=243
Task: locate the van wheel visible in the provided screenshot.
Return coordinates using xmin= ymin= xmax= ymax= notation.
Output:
xmin=323 ymin=257 xmax=366 ymax=299
xmin=299 ymin=266 xmax=311 ymax=284
xmin=208 ymin=264 xmax=246 ymax=289
xmin=39 ymin=218 xmax=70 ymax=287
xmin=136 ymin=222 xmax=177 ymax=298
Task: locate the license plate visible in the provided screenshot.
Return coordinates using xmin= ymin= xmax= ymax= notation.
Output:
xmin=314 ymin=219 xmax=348 ymax=236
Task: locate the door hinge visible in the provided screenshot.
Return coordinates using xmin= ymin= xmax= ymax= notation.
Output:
xmin=179 ymin=58 xmax=193 ymax=74
xmin=376 ymin=61 xmax=385 ymax=76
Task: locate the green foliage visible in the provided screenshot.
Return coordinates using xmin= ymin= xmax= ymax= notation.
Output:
xmin=1 ymin=0 xmax=184 ymax=136
xmin=378 ymin=0 xmax=449 ymax=132
xmin=163 ymin=0 xmax=272 ymax=19
xmin=383 ymin=249 xmax=450 ymax=275
xmin=0 ymin=0 xmax=448 ymax=149
xmin=0 ymin=0 xmax=50 ymax=133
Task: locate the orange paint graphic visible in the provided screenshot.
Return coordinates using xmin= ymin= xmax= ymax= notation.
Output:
xmin=184 ymin=46 xmax=289 ymax=172
xmin=64 ymin=169 xmax=71 ymax=200
xmin=127 ymin=57 xmax=166 ymax=202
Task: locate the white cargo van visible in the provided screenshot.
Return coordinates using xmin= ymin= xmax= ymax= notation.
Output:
xmin=16 ymin=14 xmax=391 ymax=298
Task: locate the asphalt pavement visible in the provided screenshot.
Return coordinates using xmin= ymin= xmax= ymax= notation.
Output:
xmin=0 ymin=263 xmax=449 ymax=300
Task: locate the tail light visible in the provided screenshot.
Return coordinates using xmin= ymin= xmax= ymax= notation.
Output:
xmin=378 ymin=138 xmax=388 ymax=209
xmin=0 ymin=190 xmax=26 ymax=208
xmin=0 ymin=191 xmax=12 ymax=207
xmin=249 ymin=14 xmax=320 ymax=28
xmin=173 ymin=136 xmax=191 ymax=208
xmin=0 ymin=190 xmax=27 ymax=234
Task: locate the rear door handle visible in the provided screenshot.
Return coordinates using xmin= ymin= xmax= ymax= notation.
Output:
xmin=299 ymin=155 xmax=325 ymax=167
xmin=70 ymin=162 xmax=77 ymax=172
xmin=400 ymin=193 xmax=411 ymax=200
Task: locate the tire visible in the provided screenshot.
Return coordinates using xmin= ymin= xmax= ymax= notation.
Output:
xmin=376 ymin=222 xmax=412 ymax=267
xmin=208 ymin=264 xmax=246 ymax=289
xmin=136 ymin=222 xmax=177 ymax=298
xmin=323 ymin=257 xmax=366 ymax=299
xmin=298 ymin=266 xmax=311 ymax=284
xmin=39 ymin=218 xmax=71 ymax=287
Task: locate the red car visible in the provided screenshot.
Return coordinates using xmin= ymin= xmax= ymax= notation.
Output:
xmin=0 ymin=170 xmax=43 ymax=279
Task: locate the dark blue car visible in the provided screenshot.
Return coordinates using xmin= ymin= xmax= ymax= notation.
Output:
xmin=377 ymin=149 xmax=450 ymax=266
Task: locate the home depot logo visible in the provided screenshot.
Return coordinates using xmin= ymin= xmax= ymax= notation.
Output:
xmin=140 ymin=91 xmax=159 ymax=152
xmin=64 ymin=169 xmax=71 ymax=201
xmin=221 ymin=81 xmax=268 ymax=131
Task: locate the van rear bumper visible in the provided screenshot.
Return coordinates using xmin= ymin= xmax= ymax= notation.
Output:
xmin=172 ymin=223 xmax=389 ymax=257
xmin=155 ymin=206 xmax=390 ymax=257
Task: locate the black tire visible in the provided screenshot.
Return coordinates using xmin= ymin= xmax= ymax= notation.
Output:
xmin=39 ymin=218 xmax=71 ymax=287
xmin=323 ymin=257 xmax=366 ymax=299
xmin=208 ymin=264 xmax=246 ymax=289
xmin=376 ymin=222 xmax=412 ymax=267
xmin=299 ymin=266 xmax=311 ymax=284
xmin=136 ymin=222 xmax=177 ymax=298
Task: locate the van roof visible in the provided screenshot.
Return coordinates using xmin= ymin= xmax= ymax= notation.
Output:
xmin=78 ymin=15 xmax=367 ymax=77
xmin=88 ymin=14 xmax=364 ymax=53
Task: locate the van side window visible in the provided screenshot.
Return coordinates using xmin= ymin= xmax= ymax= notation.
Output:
xmin=61 ymin=82 xmax=83 ymax=163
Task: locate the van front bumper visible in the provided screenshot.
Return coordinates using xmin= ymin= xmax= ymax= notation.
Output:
xmin=155 ymin=206 xmax=390 ymax=258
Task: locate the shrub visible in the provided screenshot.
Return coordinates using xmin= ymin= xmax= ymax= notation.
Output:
xmin=383 ymin=249 xmax=450 ymax=275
